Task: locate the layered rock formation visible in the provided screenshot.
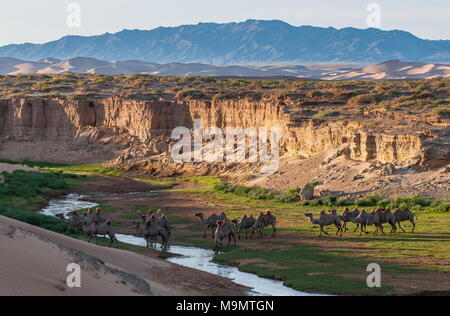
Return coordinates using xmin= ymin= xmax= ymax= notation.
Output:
xmin=0 ymin=97 xmax=448 ymax=169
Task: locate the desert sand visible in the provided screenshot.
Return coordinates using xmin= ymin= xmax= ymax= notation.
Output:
xmin=0 ymin=215 xmax=247 ymax=296
xmin=0 ymin=57 xmax=449 ymax=79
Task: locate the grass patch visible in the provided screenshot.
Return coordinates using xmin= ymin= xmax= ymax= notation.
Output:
xmin=213 ymin=245 xmax=393 ymax=295
xmin=0 ymin=159 xmax=124 ymax=176
xmin=133 ymin=177 xmax=178 ymax=188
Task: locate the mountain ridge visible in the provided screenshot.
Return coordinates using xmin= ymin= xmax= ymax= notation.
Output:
xmin=0 ymin=20 xmax=449 ymax=64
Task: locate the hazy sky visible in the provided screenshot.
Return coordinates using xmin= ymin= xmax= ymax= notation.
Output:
xmin=0 ymin=0 xmax=449 ymax=46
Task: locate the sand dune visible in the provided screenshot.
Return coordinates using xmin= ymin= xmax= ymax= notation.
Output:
xmin=0 ymin=215 xmax=246 ymax=296
xmin=0 ymin=57 xmax=448 ymax=80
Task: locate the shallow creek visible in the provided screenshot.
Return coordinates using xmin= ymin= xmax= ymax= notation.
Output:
xmin=40 ymin=193 xmax=320 ymax=296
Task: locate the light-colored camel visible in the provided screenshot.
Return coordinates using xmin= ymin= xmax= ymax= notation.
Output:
xmin=394 ymin=209 xmax=417 ymax=233
xmin=55 ymin=211 xmax=85 ymax=232
xmin=214 ymin=220 xmax=236 ymax=254
xmin=305 ymin=211 xmax=343 ymax=237
xmin=151 ymin=209 xmax=172 ymax=237
xmin=367 ymin=209 xmax=397 ymax=235
xmin=351 ymin=210 xmax=371 ymax=235
xmin=341 ymin=208 xmax=360 ymax=231
xmin=142 ymin=215 xmax=168 ymax=249
xmin=250 ymin=211 xmax=277 ymax=239
xmin=133 ymin=210 xmax=172 ymax=239
xmin=231 ymin=215 xmax=256 ymax=240
xmin=83 ymin=219 xmax=118 ymax=248
xmin=195 ymin=212 xmax=227 ymax=238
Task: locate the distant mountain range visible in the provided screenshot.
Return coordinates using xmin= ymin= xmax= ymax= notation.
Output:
xmin=1 ymin=20 xmax=450 ymax=64
xmin=1 ymin=57 xmax=449 ymax=80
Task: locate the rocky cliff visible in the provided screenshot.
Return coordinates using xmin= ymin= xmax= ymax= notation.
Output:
xmin=0 ymin=97 xmax=448 ymax=169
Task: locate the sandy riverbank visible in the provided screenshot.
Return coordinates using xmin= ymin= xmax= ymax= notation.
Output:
xmin=0 ymin=215 xmax=247 ymax=296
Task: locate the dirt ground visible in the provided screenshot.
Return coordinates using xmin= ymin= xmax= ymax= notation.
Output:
xmin=69 ymin=176 xmax=450 ymax=296
xmin=247 ymin=148 xmax=450 ymax=199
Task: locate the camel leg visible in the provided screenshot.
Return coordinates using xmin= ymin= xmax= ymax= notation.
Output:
xmin=95 ymin=235 xmax=99 ymax=245
xmin=272 ymin=225 xmax=277 ymax=238
xmin=203 ymin=227 xmax=207 ymax=238
xmin=354 ymin=223 xmax=360 ymax=233
xmin=320 ymin=226 xmax=329 ymax=237
xmin=390 ymin=223 xmax=397 ymax=235
xmin=232 ymin=233 xmax=236 ymax=247
xmin=411 ymin=220 xmax=416 ymax=233
xmin=250 ymin=229 xmax=255 ymax=239
xmin=397 ymin=222 xmax=407 ymax=233
xmin=336 ymin=224 xmax=343 ymax=237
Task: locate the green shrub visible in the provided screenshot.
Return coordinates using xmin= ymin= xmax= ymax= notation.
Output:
xmin=347 ymin=93 xmax=382 ymax=106
xmin=175 ymin=89 xmax=204 ymax=99
xmin=431 ymin=107 xmax=450 ymax=119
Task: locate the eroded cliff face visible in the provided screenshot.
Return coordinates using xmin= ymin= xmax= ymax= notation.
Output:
xmin=0 ymin=97 xmax=448 ymax=169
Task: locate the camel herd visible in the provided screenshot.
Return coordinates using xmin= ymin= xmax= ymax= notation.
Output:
xmin=305 ymin=208 xmax=417 ymax=237
xmin=196 ymin=211 xmax=277 ymax=254
xmin=57 ymin=206 xmax=417 ymax=252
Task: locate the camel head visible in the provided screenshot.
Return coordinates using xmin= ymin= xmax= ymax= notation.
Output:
xmin=304 ymin=213 xmax=313 ymax=218
xmin=231 ymin=219 xmax=238 ymax=225
xmin=195 ymin=213 xmax=204 ymax=218
xmin=55 ymin=213 xmax=65 ymax=219
xmin=96 ymin=208 xmax=101 ymax=214
xmin=87 ymin=208 xmax=93 ymax=215
xmin=216 ymin=220 xmax=225 ymax=227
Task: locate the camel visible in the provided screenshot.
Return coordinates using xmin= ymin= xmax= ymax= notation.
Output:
xmin=231 ymin=215 xmax=256 ymax=240
xmin=305 ymin=211 xmax=343 ymax=237
xmin=152 ymin=209 xmax=172 ymax=238
xmin=142 ymin=215 xmax=169 ymax=249
xmin=195 ymin=212 xmax=227 ymax=238
xmin=133 ymin=212 xmax=147 ymax=236
xmin=351 ymin=210 xmax=371 ymax=235
xmin=394 ymin=209 xmax=417 ymax=233
xmin=341 ymin=208 xmax=360 ymax=231
xmin=84 ymin=219 xmax=118 ymax=248
xmin=214 ymin=220 xmax=236 ymax=255
xmin=367 ymin=209 xmax=397 ymax=235
xmin=55 ymin=211 xmax=84 ymax=232
xmin=93 ymin=208 xmax=107 ymax=223
xmin=133 ymin=210 xmax=172 ymax=239
xmin=250 ymin=211 xmax=277 ymax=239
